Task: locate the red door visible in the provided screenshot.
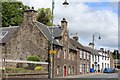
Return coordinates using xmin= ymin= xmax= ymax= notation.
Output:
xmin=64 ymin=66 xmax=66 ymax=76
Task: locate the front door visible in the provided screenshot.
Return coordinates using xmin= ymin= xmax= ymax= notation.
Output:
xmin=64 ymin=66 xmax=66 ymax=76
xmin=98 ymin=64 xmax=100 ymax=72
xmin=84 ymin=64 xmax=86 ymax=74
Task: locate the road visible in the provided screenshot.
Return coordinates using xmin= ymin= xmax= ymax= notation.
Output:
xmin=55 ymin=73 xmax=119 ymax=80
xmin=81 ymin=73 xmax=118 ymax=78
xmin=4 ymin=73 xmax=119 ymax=80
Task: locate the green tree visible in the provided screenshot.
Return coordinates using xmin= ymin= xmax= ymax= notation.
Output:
xmin=112 ymin=50 xmax=120 ymax=59
xmin=2 ymin=1 xmax=28 ymax=27
xmin=1 ymin=0 xmax=17 ymax=2
xmin=27 ymin=55 xmax=41 ymax=70
xmin=37 ymin=8 xmax=53 ymax=26
xmin=27 ymin=56 xmax=40 ymax=62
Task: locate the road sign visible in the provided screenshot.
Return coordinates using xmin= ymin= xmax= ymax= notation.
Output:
xmin=49 ymin=50 xmax=56 ymax=54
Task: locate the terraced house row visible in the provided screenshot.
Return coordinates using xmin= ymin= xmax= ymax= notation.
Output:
xmin=0 ymin=8 xmax=114 ymax=78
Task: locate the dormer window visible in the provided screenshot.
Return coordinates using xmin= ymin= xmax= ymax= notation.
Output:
xmin=0 ymin=31 xmax=8 ymax=38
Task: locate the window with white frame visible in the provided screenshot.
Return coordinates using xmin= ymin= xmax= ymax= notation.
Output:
xmin=0 ymin=31 xmax=8 ymax=38
xmin=105 ymin=63 xmax=106 ymax=68
xmin=68 ymin=53 xmax=71 ymax=60
xmin=72 ymin=67 xmax=74 ymax=74
xmin=86 ymin=52 xmax=87 ymax=59
xmin=87 ymin=64 xmax=89 ymax=72
xmin=68 ymin=67 xmax=71 ymax=74
xmin=56 ymin=66 xmax=60 ymax=75
xmin=72 ymin=53 xmax=74 ymax=61
xmin=57 ymin=49 xmax=61 ymax=58
xmin=87 ymin=52 xmax=89 ymax=60
xmin=64 ymin=49 xmax=66 ymax=59
xmin=102 ymin=53 xmax=104 ymax=60
xmin=79 ymin=64 xmax=82 ymax=73
xmin=86 ymin=52 xmax=88 ymax=60
xmin=84 ymin=51 xmax=86 ymax=59
xmin=70 ymin=53 xmax=72 ymax=60
xmin=107 ymin=63 xmax=109 ymax=68
xmin=98 ymin=56 xmax=99 ymax=62
xmin=80 ymin=50 xmax=82 ymax=59
xmin=95 ymin=55 xmax=97 ymax=61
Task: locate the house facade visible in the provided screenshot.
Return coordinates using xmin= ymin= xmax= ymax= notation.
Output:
xmin=88 ymin=43 xmax=111 ymax=72
xmin=98 ymin=48 xmax=110 ymax=72
xmin=88 ymin=43 xmax=100 ymax=72
xmin=51 ymin=18 xmax=78 ymax=77
xmin=70 ymin=34 xmax=91 ymax=74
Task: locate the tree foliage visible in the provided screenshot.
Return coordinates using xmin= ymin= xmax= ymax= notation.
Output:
xmin=27 ymin=55 xmax=41 ymax=70
xmin=37 ymin=8 xmax=53 ymax=26
xmin=112 ymin=50 xmax=120 ymax=59
xmin=2 ymin=1 xmax=28 ymax=27
xmin=27 ymin=56 xmax=40 ymax=62
xmin=1 ymin=0 xmax=17 ymax=2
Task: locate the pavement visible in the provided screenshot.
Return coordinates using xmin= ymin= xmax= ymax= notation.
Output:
xmin=55 ymin=72 xmax=103 ymax=78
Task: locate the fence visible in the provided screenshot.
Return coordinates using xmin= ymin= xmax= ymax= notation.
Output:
xmin=0 ymin=59 xmax=49 ymax=78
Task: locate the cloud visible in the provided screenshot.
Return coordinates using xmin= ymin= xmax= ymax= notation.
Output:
xmin=54 ymin=2 xmax=118 ymax=50
xmin=18 ymin=0 xmax=51 ymax=9
xmin=18 ymin=0 xmax=118 ymax=50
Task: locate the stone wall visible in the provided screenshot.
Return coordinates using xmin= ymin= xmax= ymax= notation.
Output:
xmin=3 ymin=13 xmax=49 ymax=70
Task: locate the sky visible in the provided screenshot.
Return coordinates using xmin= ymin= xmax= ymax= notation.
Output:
xmin=17 ymin=0 xmax=119 ymax=51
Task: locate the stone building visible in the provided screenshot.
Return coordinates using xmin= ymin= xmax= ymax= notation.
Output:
xmin=49 ymin=18 xmax=78 ymax=77
xmin=70 ymin=34 xmax=91 ymax=74
xmin=109 ymin=51 xmax=114 ymax=69
xmin=0 ymin=8 xmax=61 ymax=73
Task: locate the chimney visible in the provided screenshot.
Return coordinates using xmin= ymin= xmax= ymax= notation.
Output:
xmin=88 ymin=42 xmax=94 ymax=49
xmin=73 ymin=33 xmax=79 ymax=41
xmin=24 ymin=7 xmax=37 ymax=21
xmin=61 ymin=18 xmax=68 ymax=31
xmin=100 ymin=48 xmax=104 ymax=52
xmin=107 ymin=50 xmax=110 ymax=54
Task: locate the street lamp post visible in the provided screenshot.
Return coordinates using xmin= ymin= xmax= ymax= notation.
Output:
xmin=91 ymin=33 xmax=101 ymax=72
xmin=49 ymin=0 xmax=69 ymax=78
xmin=115 ymin=50 xmax=117 ymax=69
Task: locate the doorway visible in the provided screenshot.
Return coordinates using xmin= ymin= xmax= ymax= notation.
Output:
xmin=64 ymin=66 xmax=66 ymax=76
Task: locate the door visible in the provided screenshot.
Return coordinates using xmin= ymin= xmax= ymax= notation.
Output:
xmin=84 ymin=64 xmax=86 ymax=74
xmin=64 ymin=66 xmax=66 ymax=76
xmin=98 ymin=64 xmax=100 ymax=72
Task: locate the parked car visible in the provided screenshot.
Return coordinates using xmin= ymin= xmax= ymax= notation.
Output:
xmin=103 ymin=68 xmax=113 ymax=73
xmin=112 ymin=68 xmax=119 ymax=73
xmin=111 ymin=68 xmax=115 ymax=73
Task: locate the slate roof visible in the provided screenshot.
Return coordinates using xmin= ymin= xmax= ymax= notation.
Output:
xmin=0 ymin=26 xmax=19 ymax=43
xmin=34 ymin=21 xmax=52 ymax=41
xmin=34 ymin=21 xmax=62 ymax=46
xmin=49 ymin=27 xmax=62 ymax=38
xmin=0 ymin=21 xmax=62 ymax=46
xmin=69 ymin=38 xmax=99 ymax=55
xmin=69 ymin=38 xmax=84 ymax=50
xmin=69 ymin=43 xmax=76 ymax=51
xmin=84 ymin=46 xmax=99 ymax=55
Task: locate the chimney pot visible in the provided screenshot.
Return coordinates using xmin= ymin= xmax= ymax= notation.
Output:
xmin=73 ymin=33 xmax=79 ymax=41
xmin=24 ymin=6 xmax=36 ymax=21
xmin=100 ymin=48 xmax=104 ymax=51
xmin=28 ymin=7 xmax=30 ymax=9
xmin=31 ymin=7 xmax=34 ymax=10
